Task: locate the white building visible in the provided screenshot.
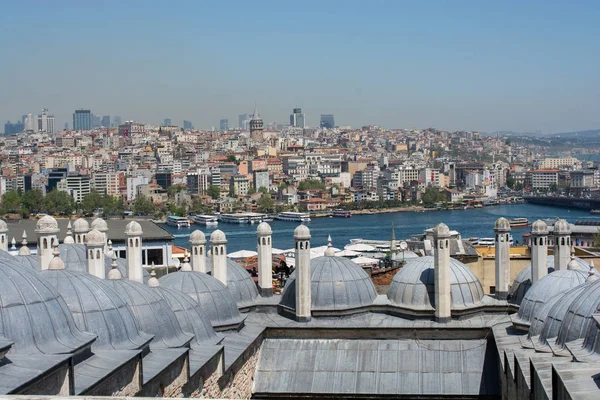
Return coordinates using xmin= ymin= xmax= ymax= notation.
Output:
xmin=126 ymin=175 xmax=149 ymax=201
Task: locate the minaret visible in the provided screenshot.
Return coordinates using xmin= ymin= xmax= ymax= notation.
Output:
xmin=18 ymin=231 xmax=31 ymax=256
xmin=85 ymin=228 xmax=106 ymax=279
xmin=125 ymin=221 xmax=144 ymax=283
xmin=531 ymin=220 xmax=549 ymax=283
xmin=210 ymin=230 xmax=228 ymax=286
xmin=494 ymin=217 xmax=511 ymax=300
xmin=553 ymin=219 xmax=571 ymax=271
xmin=257 ymin=222 xmax=273 ymax=296
xmin=73 ymin=218 xmax=90 ymax=244
xmin=189 ymin=230 xmax=207 ymax=273
xmin=0 ymin=219 xmax=8 ymax=252
xmin=294 ymin=224 xmax=312 ymax=322
xmin=433 ymin=223 xmax=451 ymax=323
xmin=36 ymin=215 xmax=60 ymax=270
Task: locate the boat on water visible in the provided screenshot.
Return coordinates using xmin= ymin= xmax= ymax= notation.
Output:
xmin=192 ymin=214 xmax=218 ymax=227
xmin=591 ymin=210 xmax=600 ymax=214
xmin=331 ymin=209 xmax=352 ymax=218
xmin=508 ymin=218 xmax=531 ymax=227
xmin=276 ymin=211 xmax=311 ymax=222
xmin=167 ymin=216 xmax=191 ymax=228
xmin=474 ymin=236 xmax=514 ymax=246
xmin=220 ymin=212 xmax=265 ymax=224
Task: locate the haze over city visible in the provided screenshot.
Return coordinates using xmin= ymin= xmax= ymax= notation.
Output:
xmin=1 ymin=0 xmax=599 ymax=133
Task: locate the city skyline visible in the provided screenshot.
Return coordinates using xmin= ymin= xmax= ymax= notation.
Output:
xmin=1 ymin=1 xmax=599 ymax=133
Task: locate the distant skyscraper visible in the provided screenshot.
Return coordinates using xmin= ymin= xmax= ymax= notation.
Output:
xmin=163 ymin=118 xmax=172 ymax=126
xmin=64 ymin=122 xmax=69 ymax=130
xmin=91 ymin=114 xmax=101 ymax=128
xmin=21 ymin=115 xmax=26 ymax=125
xmin=73 ymin=109 xmax=92 ymax=131
xmin=320 ymin=114 xmax=335 ymax=129
xmin=4 ymin=121 xmax=24 ymax=134
xmin=112 ymin=116 xmax=122 ymax=127
xmin=38 ymin=108 xmax=55 ymax=133
xmin=239 ymin=114 xmax=250 ymax=129
xmin=220 ymin=119 xmax=229 ymax=132
xmin=183 ymin=120 xmax=193 ymax=130
xmin=101 ymin=115 xmax=110 ymax=127
xmin=249 ymin=107 xmax=264 ymax=142
xmin=24 ymin=113 xmax=36 ymax=131
xmin=290 ymin=108 xmax=306 ymax=128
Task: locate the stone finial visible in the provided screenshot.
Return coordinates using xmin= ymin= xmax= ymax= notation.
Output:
xmin=107 ymin=254 xmax=122 ymax=280
xmin=19 ymin=230 xmax=31 ymax=256
xmin=324 ymin=235 xmax=336 ymax=257
xmin=48 ymin=245 xmax=65 ymax=270
xmin=180 ymin=253 xmax=192 ymax=272
xmin=10 ymin=237 xmax=16 ymax=250
xmin=147 ymin=263 xmax=159 ymax=287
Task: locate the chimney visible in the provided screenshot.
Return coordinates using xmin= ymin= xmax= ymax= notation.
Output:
xmin=257 ymin=222 xmax=273 ymax=297
xmin=85 ymin=228 xmax=106 ymax=279
xmin=494 ymin=217 xmax=511 ymax=300
xmin=531 ymin=220 xmax=549 ymax=283
xmin=125 ymin=221 xmax=144 ymax=283
xmin=553 ymin=219 xmax=571 ymax=271
xmin=189 ymin=230 xmax=207 ymax=273
xmin=210 ymin=230 xmax=228 ymax=285
xmin=433 ymin=223 xmax=451 ymax=323
xmin=294 ymin=224 xmax=312 ymax=322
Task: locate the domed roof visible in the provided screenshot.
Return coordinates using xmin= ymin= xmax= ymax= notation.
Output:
xmin=189 ymin=229 xmax=206 ymax=244
xmin=125 ymin=221 xmax=143 ymax=235
xmin=210 ymin=229 xmax=226 ymax=243
xmin=72 ymin=218 xmax=90 ymax=233
xmin=578 ymin=307 xmax=600 ymax=357
xmin=0 ymin=249 xmax=15 ymax=263
xmin=158 ymin=270 xmax=244 ymax=329
xmin=432 ymin=223 xmax=450 ymax=237
xmin=508 ymin=256 xmax=596 ymax=305
xmin=13 ymin=254 xmax=38 ymax=270
xmin=40 ymin=268 xmax=154 ymax=351
xmin=494 ymin=217 xmax=510 ymax=231
xmin=531 ymin=220 xmax=549 ymax=235
xmin=206 ymin=257 xmax=258 ymax=307
xmin=152 ymin=285 xmax=220 ymax=346
xmin=516 ymin=269 xmax=588 ymax=325
xmin=91 ymin=217 xmax=108 ymax=232
xmin=85 ymin=228 xmax=105 ymax=246
xmin=294 ymin=224 xmax=311 ymax=239
xmin=257 ymin=222 xmax=272 ymax=235
xmin=103 ymin=255 xmax=150 ymax=283
xmin=0 ymin=258 xmax=96 ymax=355
xmin=280 ymin=256 xmax=377 ymax=311
xmin=387 ymin=256 xmax=485 ymax=310
xmin=36 ymin=215 xmax=59 ymax=233
xmin=103 ymin=278 xmax=193 ymax=350
xmin=0 ymin=219 xmax=7 ymax=232
xmin=554 ymin=219 xmax=571 ymax=234
xmin=555 ymin=279 xmax=600 ymax=348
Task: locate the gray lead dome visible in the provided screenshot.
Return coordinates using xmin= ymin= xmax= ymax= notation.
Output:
xmin=556 ymin=279 xmax=600 ymax=347
xmin=206 ymin=257 xmax=259 ymax=307
xmin=280 ymin=256 xmax=377 ymax=311
xmin=387 ymin=256 xmax=485 ymax=310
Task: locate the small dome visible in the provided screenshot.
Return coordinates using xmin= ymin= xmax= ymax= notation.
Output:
xmin=432 ymin=223 xmax=450 ymax=237
xmin=555 ymin=279 xmax=600 ymax=348
xmin=554 ymin=219 xmax=571 ymax=235
xmin=159 ymin=270 xmax=244 ymax=330
xmin=205 ymin=257 xmax=259 ymax=307
xmin=36 ymin=215 xmax=59 ymax=233
xmin=0 ymin=219 xmax=7 ymax=232
xmin=0 ymin=258 xmax=96 ymax=355
xmin=387 ymin=256 xmax=485 ymax=310
xmin=72 ymin=218 xmax=90 ymax=233
xmin=0 ymin=249 xmax=16 ymax=263
xmin=531 ymin=220 xmax=549 ymax=235
xmin=257 ymin=222 xmax=272 ymax=235
xmin=13 ymin=254 xmax=38 ymax=270
xmin=494 ymin=217 xmax=511 ymax=231
xmin=104 ymin=278 xmax=193 ymax=350
xmin=63 ymin=235 xmax=75 ymax=244
xmin=103 ymin=255 xmax=150 ymax=283
xmin=40 ymin=268 xmax=154 ymax=351
xmin=189 ymin=229 xmax=206 ymax=244
xmin=515 ymin=269 xmax=588 ymax=325
xmin=210 ymin=229 xmax=227 ymax=243
xmin=294 ymin=224 xmax=311 ymax=239
xmin=153 ymin=285 xmax=220 ymax=346
xmin=125 ymin=221 xmax=143 ymax=235
xmin=91 ymin=217 xmax=108 ymax=232
xmin=85 ymin=228 xmax=105 ymax=246
xmin=508 ymin=256 xmax=596 ymax=305
xmin=280 ymin=256 xmax=377 ymax=311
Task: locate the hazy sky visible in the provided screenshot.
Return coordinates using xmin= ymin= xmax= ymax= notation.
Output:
xmin=1 ymin=1 xmax=599 ymax=133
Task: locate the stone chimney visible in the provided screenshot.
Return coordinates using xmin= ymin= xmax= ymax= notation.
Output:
xmin=210 ymin=230 xmax=228 ymax=286
xmin=531 ymin=220 xmax=549 ymax=283
xmin=125 ymin=221 xmax=144 ymax=283
xmin=494 ymin=217 xmax=511 ymax=300
xmin=257 ymin=222 xmax=273 ymax=297
xmin=433 ymin=223 xmax=451 ymax=323
xmin=189 ymin=230 xmax=207 ymax=273
xmin=294 ymin=224 xmax=312 ymax=322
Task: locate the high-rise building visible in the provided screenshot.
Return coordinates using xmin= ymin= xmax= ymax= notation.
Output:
xmin=4 ymin=121 xmax=24 ymax=134
xmin=239 ymin=113 xmax=250 ymax=129
xmin=112 ymin=116 xmax=122 ymax=127
xmin=24 ymin=113 xmax=36 ymax=131
xmin=320 ymin=114 xmax=335 ymax=129
xmin=163 ymin=118 xmax=172 ymax=126
xmin=91 ymin=114 xmax=101 ymax=128
xmin=183 ymin=120 xmax=193 ymax=130
xmin=155 ymin=170 xmax=172 ymax=190
xmin=101 ymin=115 xmax=110 ymax=127
xmin=73 ymin=109 xmax=92 ymax=131
xmin=220 ymin=119 xmax=229 ymax=131
xmin=38 ymin=108 xmax=55 ymax=133
xmin=290 ymin=108 xmax=306 ymax=128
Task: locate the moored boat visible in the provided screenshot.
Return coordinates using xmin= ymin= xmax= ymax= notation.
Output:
xmin=167 ymin=216 xmax=191 ymax=228
xmin=276 ymin=211 xmax=311 ymax=222
xmin=332 ymin=209 xmax=352 ymax=218
xmin=509 ymin=218 xmax=530 ymax=227
xmin=192 ymin=214 xmax=219 ymax=227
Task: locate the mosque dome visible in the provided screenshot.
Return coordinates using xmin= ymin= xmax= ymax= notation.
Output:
xmin=294 ymin=224 xmax=311 ymax=239
xmin=189 ymin=229 xmax=206 ymax=244
xmin=280 ymin=255 xmax=377 ymax=311
xmin=555 ymin=279 xmax=600 ymax=348
xmin=0 ymin=259 xmax=96 ymax=355
xmin=85 ymin=228 xmax=105 ymax=246
xmin=554 ymin=219 xmax=571 ymax=234
xmin=387 ymin=256 xmax=485 ymax=310
xmin=40 ymin=268 xmax=154 ymax=351
xmin=72 ymin=218 xmax=90 ymax=233
xmin=91 ymin=217 xmax=108 ymax=232
xmin=206 ymin=257 xmax=259 ymax=307
xmin=152 ymin=285 xmax=220 ymax=346
xmin=125 ymin=221 xmax=143 ymax=235
xmin=515 ymin=269 xmax=588 ymax=325
xmin=210 ymin=229 xmax=226 ymax=243
xmin=494 ymin=217 xmax=510 ymax=231
xmin=257 ymin=222 xmax=272 ymax=235
xmin=531 ymin=220 xmax=549 ymax=235
xmin=159 ymin=269 xmax=244 ymax=330
xmin=103 ymin=277 xmax=193 ymax=350
xmin=36 ymin=215 xmax=59 ymax=233
xmin=508 ymin=256 xmax=596 ymax=305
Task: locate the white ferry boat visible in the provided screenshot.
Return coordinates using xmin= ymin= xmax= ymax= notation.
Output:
xmin=193 ymin=215 xmax=218 ymax=227
xmin=220 ymin=212 xmax=265 ymax=224
xmin=332 ymin=209 xmax=352 ymax=218
xmin=276 ymin=211 xmax=311 ymax=222
xmin=167 ymin=216 xmax=190 ymax=228
xmin=475 ymin=236 xmax=515 ymax=247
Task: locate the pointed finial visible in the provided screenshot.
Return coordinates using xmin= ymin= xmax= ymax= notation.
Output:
xmin=107 ymin=253 xmax=122 ymax=280
xmin=107 ymin=239 xmax=112 ymax=249
xmin=10 ymin=237 xmax=16 ymax=250
xmin=67 ymin=221 xmax=72 ymax=229
xmin=22 ymin=230 xmax=27 ymax=240
xmin=327 ymin=235 xmax=332 ymax=247
xmin=48 ymin=245 xmax=65 ymax=270
xmin=180 ymin=253 xmax=192 ymax=272
xmin=324 ymin=235 xmax=336 ymax=257
xmin=391 ymin=222 xmax=396 ymax=241
xmin=147 ymin=262 xmax=159 ymax=287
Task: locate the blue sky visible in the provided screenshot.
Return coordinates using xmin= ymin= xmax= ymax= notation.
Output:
xmin=1 ymin=1 xmax=599 ymax=132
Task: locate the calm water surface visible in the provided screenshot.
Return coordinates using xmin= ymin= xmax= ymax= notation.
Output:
xmin=162 ymin=204 xmax=599 ymax=253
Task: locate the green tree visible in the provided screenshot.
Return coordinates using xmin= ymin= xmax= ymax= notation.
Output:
xmin=298 ymin=179 xmax=325 ymax=191
xmin=81 ymin=190 xmax=105 ymax=214
xmin=257 ymin=193 xmax=275 ymax=213
xmin=103 ymin=196 xmax=125 ymax=217
xmin=421 ymin=187 xmax=445 ymax=207
xmin=133 ymin=195 xmax=156 ymax=215
xmin=167 ymin=184 xmax=186 ymax=198
xmin=207 ymin=185 xmax=220 ymax=200
xmin=227 ymin=154 xmax=237 ymax=163
xmin=548 ymin=183 xmax=558 ymax=193
xmin=22 ymin=189 xmax=44 ymax=214
xmin=1 ymin=190 xmax=22 ymax=214
xmin=258 ymin=186 xmax=269 ymax=194
xmin=43 ymin=190 xmax=74 ymax=215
